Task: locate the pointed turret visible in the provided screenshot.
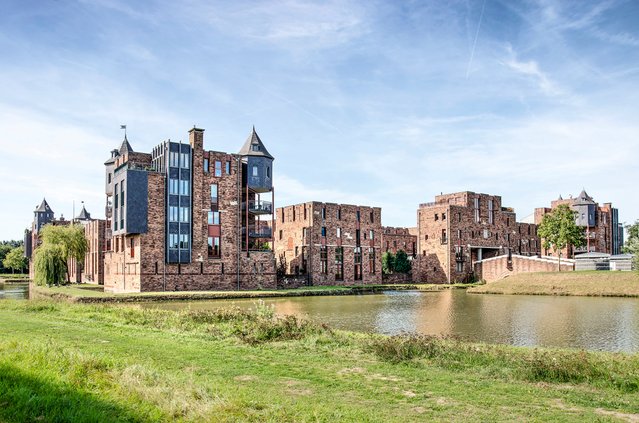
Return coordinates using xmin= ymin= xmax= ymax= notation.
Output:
xmin=76 ymin=204 xmax=92 ymax=222
xmin=239 ymin=126 xmax=274 ymax=159
xmin=35 ymin=198 xmax=53 ymax=214
xmin=119 ymin=134 xmax=134 ymax=155
xmin=33 ymin=198 xmax=54 ymax=233
xmin=574 ymin=189 xmax=595 ymax=205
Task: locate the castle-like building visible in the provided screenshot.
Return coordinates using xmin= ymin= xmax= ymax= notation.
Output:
xmin=24 ymin=125 xmax=627 ymax=288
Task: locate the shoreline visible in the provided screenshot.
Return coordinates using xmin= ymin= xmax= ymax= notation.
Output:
xmin=31 ymin=283 xmax=473 ymax=303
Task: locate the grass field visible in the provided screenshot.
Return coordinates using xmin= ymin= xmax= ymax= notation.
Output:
xmin=0 ymin=299 xmax=638 ymax=422
xmin=468 ymin=271 xmax=639 ymax=297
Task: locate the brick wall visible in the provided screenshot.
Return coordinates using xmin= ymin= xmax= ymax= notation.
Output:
xmin=474 ymin=254 xmax=574 ymax=282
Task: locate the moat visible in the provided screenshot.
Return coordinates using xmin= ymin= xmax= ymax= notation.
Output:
xmin=4 ymin=283 xmax=638 ymax=352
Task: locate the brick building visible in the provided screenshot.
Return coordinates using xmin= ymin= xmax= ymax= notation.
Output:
xmin=414 ymin=191 xmax=540 ymax=283
xmin=381 ymin=227 xmax=417 ymax=257
xmin=25 ymin=199 xmax=105 ymax=284
xmin=274 ymin=202 xmax=383 ymax=285
xmin=103 ymin=127 xmax=276 ymax=293
xmin=534 ymin=190 xmax=623 ymax=258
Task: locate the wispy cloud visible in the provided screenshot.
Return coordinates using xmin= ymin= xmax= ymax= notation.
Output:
xmin=501 ymin=46 xmax=563 ymax=96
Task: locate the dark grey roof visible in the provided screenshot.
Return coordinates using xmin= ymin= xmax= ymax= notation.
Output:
xmin=119 ymin=135 xmax=134 ymax=155
xmin=573 ymin=189 xmax=595 ymax=205
xmin=574 ymin=252 xmax=610 ymax=259
xmin=35 ymin=198 xmax=53 ymax=213
xmin=76 ymin=205 xmax=91 ymax=221
xmin=238 ymin=127 xmax=274 ymax=160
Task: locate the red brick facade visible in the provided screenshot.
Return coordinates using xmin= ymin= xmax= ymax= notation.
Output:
xmin=381 ymin=227 xmax=417 ymax=257
xmin=414 ymin=192 xmax=541 ymax=284
xmin=103 ymin=128 xmax=276 ymax=293
xmin=475 ymin=254 xmax=574 ymax=283
xmin=274 ymin=202 xmax=383 ymax=286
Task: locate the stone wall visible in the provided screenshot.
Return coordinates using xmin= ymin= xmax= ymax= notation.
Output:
xmin=474 ymin=254 xmax=574 ymax=283
xmin=381 ymin=226 xmax=417 ymax=256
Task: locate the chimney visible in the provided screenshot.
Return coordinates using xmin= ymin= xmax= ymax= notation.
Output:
xmin=189 ymin=126 xmax=204 ymax=150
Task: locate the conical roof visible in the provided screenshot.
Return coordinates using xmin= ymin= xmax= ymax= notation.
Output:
xmin=35 ymin=198 xmax=53 ymax=213
xmin=238 ymin=127 xmax=273 ymax=160
xmin=119 ymin=135 xmax=134 ymax=155
xmin=76 ymin=205 xmax=91 ymax=221
xmin=574 ymin=189 xmax=595 ymax=205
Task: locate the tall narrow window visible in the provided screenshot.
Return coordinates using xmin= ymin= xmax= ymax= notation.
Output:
xmin=369 ymin=230 xmax=374 ymax=240
xmin=369 ymin=247 xmax=375 ymax=274
xmin=320 ymin=247 xmax=328 ymax=274
xmin=335 ymin=247 xmax=344 ymax=281
xmin=169 ymin=179 xmax=179 ymax=195
xmin=130 ymin=238 xmax=134 ymax=258
xmin=441 ymin=229 xmax=447 ymax=244
xmin=204 ymin=158 xmax=209 ymax=173
xmin=337 ymin=208 xmax=341 ymax=220
xmin=356 ymin=210 xmax=360 ymax=222
xmin=208 ymin=236 xmax=220 ymax=257
xmin=252 ymin=165 xmax=258 ymax=177
xmin=180 ymin=180 xmax=189 ymax=195
xmin=488 ymin=199 xmax=494 ymax=224
xmin=214 ymin=160 xmax=222 ymax=177
xmin=225 ymin=161 xmax=231 ymax=174
xmin=321 ymin=207 xmax=326 ymax=219
xmin=180 ymin=152 xmax=190 ymax=169
xmin=321 ymin=226 xmax=326 ymax=237
xmin=266 ymin=167 xmax=271 ymax=178
xmin=210 ymin=184 xmax=218 ymax=203
xmin=370 ymin=211 xmax=374 ymax=223
xmin=474 ymin=198 xmax=480 ymax=223
xmin=337 ymin=227 xmax=341 ymax=238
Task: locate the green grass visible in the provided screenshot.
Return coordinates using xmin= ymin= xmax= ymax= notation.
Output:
xmin=31 ymin=283 xmax=468 ymax=303
xmin=469 ymin=271 xmax=639 ymax=297
xmin=0 ymin=300 xmax=638 ymax=422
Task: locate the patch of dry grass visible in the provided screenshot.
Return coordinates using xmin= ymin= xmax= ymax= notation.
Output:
xmin=468 ymin=271 xmax=639 ymax=297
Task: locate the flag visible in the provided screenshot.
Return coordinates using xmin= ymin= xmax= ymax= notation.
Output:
xmin=120 ymin=125 xmax=126 ymax=130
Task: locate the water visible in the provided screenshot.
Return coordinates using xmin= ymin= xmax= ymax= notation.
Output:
xmin=0 ymin=282 xmax=29 ymax=300
xmin=142 ymin=290 xmax=639 ymax=353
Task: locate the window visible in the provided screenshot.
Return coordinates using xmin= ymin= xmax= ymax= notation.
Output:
xmin=369 ymin=230 xmax=374 ymax=240
xmin=169 ymin=179 xmax=179 ymax=195
xmin=488 ymin=199 xmax=494 ymax=224
xmin=108 ymin=173 xmax=112 ymax=183
xmin=356 ymin=210 xmax=360 ymax=222
xmin=321 ymin=207 xmax=326 ymax=219
xmin=320 ymin=246 xmax=328 ymax=274
xmin=337 ymin=227 xmax=341 ymax=238
xmin=180 ymin=207 xmax=190 ymax=223
xmin=369 ymin=247 xmax=375 ymax=274
xmin=179 ymin=234 xmax=189 ymax=249
xmin=266 ymin=167 xmax=271 ymax=178
xmin=337 ymin=208 xmax=341 ymax=220
xmin=208 ymin=236 xmax=220 ymax=257
xmin=180 ymin=180 xmax=189 ymax=195
xmin=303 ymin=228 xmax=307 ymax=238
xmin=435 ymin=213 xmax=439 ymax=221
xmin=279 ymin=230 xmax=283 ymax=240
xmin=456 ymin=261 xmax=463 ymax=273
xmin=293 ymin=207 xmax=296 ymax=221
xmin=180 ymin=152 xmax=190 ymax=169
xmin=114 ymin=183 xmax=119 ymax=209
xmin=214 ymin=160 xmax=222 ymax=177
xmin=354 ymin=248 xmax=362 ymax=281
xmin=169 ymin=233 xmax=178 ymax=249
xmin=483 ymin=229 xmax=489 ymax=239
xmin=169 ymin=206 xmax=178 ymax=222
xmin=252 ymin=165 xmax=258 ymax=177
xmin=474 ymin=198 xmax=480 ymax=223
xmin=442 ymin=212 xmax=446 ymax=220
xmin=441 ymin=229 xmax=447 ymax=244
xmin=130 ymin=238 xmax=134 ymax=258
xmin=304 ymin=206 xmax=307 ymax=220
xmin=210 ymin=184 xmax=218 ymax=203
xmin=212 ymin=211 xmax=220 ymax=225
xmin=335 ymin=247 xmax=344 ymax=281
xmin=457 ymin=229 xmax=462 ymax=239
xmin=120 ymin=184 xmax=124 ymax=207
xmin=204 ymin=158 xmax=209 ymax=173
xmin=321 ymin=226 xmax=326 ymax=237
xmin=169 ymin=152 xmax=179 ymax=167
xmin=457 ymin=213 xmax=461 ymax=223
xmin=252 ymin=144 xmax=260 ymax=151
xmin=370 ymin=211 xmax=374 ymax=223
xmin=225 ymin=161 xmax=231 ymax=174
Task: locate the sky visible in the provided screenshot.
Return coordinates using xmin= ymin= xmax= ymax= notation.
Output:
xmin=1 ymin=0 xmax=638 ymax=241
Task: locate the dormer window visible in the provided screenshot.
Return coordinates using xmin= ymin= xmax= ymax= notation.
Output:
xmin=251 ymin=144 xmax=260 ymax=151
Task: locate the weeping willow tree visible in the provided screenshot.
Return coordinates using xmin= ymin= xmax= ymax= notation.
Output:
xmin=34 ymin=224 xmax=88 ymax=285
xmin=34 ymin=244 xmax=66 ymax=286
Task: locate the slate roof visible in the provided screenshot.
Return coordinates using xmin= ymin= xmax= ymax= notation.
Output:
xmin=573 ymin=189 xmax=595 ymax=205
xmin=119 ymin=135 xmax=134 ymax=155
xmin=238 ymin=127 xmax=274 ymax=160
xmin=76 ymin=205 xmax=91 ymax=221
xmin=35 ymin=198 xmax=53 ymax=213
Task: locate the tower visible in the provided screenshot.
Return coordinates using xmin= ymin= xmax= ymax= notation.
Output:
xmin=33 ymin=198 xmax=54 ymax=233
xmin=239 ymin=127 xmax=274 ymax=253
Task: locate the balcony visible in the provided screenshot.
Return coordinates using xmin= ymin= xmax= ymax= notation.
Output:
xmin=243 ymin=226 xmax=272 ymax=238
xmin=243 ymin=200 xmax=273 ymax=215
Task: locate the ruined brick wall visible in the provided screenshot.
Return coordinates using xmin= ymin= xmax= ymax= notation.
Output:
xmin=381 ymin=226 xmax=417 ymax=257
xmin=475 ymin=255 xmax=574 ymax=282
xmin=417 ymin=192 xmax=540 ymax=284
xmin=84 ymin=219 xmax=105 ymax=284
xmin=275 ymin=202 xmax=383 ymax=286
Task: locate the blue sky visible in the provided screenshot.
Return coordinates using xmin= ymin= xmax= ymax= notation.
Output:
xmin=1 ymin=0 xmax=638 ymax=241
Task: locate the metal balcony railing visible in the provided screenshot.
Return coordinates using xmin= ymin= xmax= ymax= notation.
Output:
xmin=242 ymin=226 xmax=272 ymax=238
xmin=244 ymin=200 xmax=273 ymax=214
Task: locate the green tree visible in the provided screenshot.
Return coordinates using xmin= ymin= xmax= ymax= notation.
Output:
xmin=3 ymin=246 xmax=27 ymax=274
xmin=623 ymin=220 xmax=639 ymax=271
xmin=382 ymin=252 xmax=395 ymax=275
xmin=394 ymin=250 xmax=412 ymax=274
xmin=0 ymin=244 xmax=12 ymax=273
xmin=537 ymin=204 xmax=585 ymax=271
xmin=34 ymin=244 xmax=66 ymax=286
xmin=35 ymin=224 xmax=88 ymax=284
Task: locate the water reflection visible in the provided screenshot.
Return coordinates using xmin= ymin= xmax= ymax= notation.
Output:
xmin=143 ymin=290 xmax=639 ymax=352
xmin=0 ymin=282 xmax=29 ymax=300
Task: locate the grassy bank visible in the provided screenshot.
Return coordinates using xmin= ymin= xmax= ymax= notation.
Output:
xmin=31 ymin=283 xmax=472 ymax=303
xmin=468 ymin=271 xmax=639 ymax=297
xmin=0 ymin=300 xmax=638 ymax=421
